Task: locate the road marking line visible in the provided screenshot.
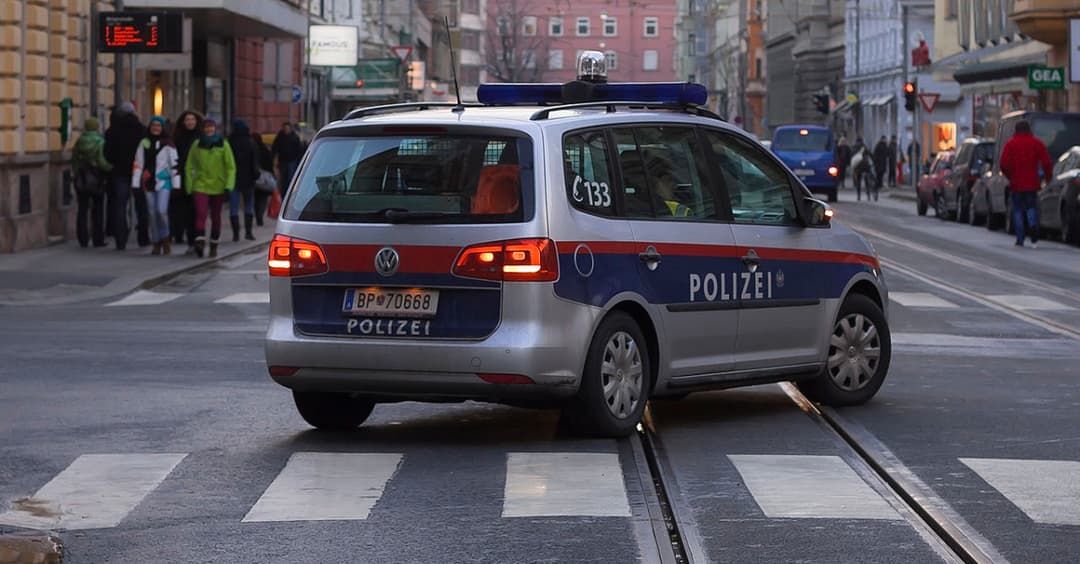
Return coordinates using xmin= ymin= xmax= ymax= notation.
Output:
xmin=214 ymin=292 xmax=269 ymax=304
xmin=0 ymin=453 xmax=187 ymax=530
xmin=986 ymin=295 xmax=1073 ymax=311
xmin=105 ymin=290 xmax=183 ymax=307
xmin=889 ymin=292 xmax=960 ymax=308
xmin=242 ymin=452 xmax=402 ymax=522
xmin=728 ymin=454 xmax=901 ymax=520
xmin=503 ymin=452 xmax=631 ymax=517
xmin=959 ymin=458 xmax=1080 ymax=526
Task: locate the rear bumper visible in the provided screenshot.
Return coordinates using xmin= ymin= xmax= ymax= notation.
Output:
xmin=264 ymin=282 xmax=602 ymax=402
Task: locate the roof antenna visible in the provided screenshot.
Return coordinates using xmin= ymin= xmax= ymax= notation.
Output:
xmin=445 ymin=17 xmax=465 ymax=113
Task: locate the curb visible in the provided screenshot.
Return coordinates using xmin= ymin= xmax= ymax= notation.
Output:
xmin=138 ymin=239 xmax=269 ymax=291
xmin=0 ymin=532 xmax=62 ymax=564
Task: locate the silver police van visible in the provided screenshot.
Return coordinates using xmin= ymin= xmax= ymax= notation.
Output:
xmin=265 ymin=52 xmax=891 ymax=437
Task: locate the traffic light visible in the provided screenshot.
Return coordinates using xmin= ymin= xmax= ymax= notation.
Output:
xmin=812 ymin=93 xmax=829 ymax=115
xmin=903 ymin=81 xmax=917 ymax=111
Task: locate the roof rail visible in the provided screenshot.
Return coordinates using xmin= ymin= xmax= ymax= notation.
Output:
xmin=343 ymin=102 xmax=483 ymax=120
xmin=529 ymin=101 xmax=724 ymax=122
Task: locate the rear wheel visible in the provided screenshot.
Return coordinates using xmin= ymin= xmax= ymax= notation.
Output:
xmin=968 ymin=195 xmax=985 ymax=226
xmin=1064 ymin=203 xmax=1080 ymax=245
xmin=562 ymin=312 xmax=651 ymax=438
xmin=797 ymin=294 xmax=891 ymax=406
xmin=293 ymin=391 xmax=376 ymax=430
xmin=934 ymin=191 xmax=949 ymax=219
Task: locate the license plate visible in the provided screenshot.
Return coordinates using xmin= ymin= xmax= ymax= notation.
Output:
xmin=795 ymin=168 xmax=815 ymax=176
xmin=342 ymin=288 xmax=440 ymax=318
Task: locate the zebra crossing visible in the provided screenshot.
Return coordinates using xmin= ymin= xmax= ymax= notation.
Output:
xmin=2 ymin=451 xmax=1076 ymax=532
xmin=889 ymin=291 xmax=1074 ymax=311
xmin=104 ymin=290 xmax=269 ymax=307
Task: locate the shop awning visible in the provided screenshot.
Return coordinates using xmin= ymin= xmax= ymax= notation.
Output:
xmin=832 ymin=100 xmax=854 ymax=113
xmin=953 ymin=60 xmax=1032 ymax=85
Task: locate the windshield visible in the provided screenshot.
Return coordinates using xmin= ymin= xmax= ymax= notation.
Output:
xmin=772 ymin=129 xmax=832 ymax=153
xmin=1031 ymin=115 xmax=1080 ymax=161
xmin=284 ymin=133 xmax=533 ymax=223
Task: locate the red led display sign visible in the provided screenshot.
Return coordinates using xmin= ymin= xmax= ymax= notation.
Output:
xmin=98 ymin=12 xmax=182 ymax=53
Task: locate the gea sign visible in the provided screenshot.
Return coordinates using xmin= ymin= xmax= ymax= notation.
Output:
xmin=1028 ymin=66 xmax=1065 ymax=90
xmin=309 ymin=25 xmax=359 ymax=67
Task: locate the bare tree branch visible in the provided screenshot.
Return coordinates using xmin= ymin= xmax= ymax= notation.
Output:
xmin=485 ymin=0 xmax=555 ymax=83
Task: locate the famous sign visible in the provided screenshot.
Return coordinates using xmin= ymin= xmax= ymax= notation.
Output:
xmin=98 ymin=12 xmax=183 ymax=53
xmin=309 ymin=25 xmax=359 ymax=67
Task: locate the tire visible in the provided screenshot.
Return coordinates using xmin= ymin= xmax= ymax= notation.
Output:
xmin=293 ymin=391 xmax=376 ymax=430
xmin=1064 ymin=204 xmax=1080 ymax=246
xmin=934 ymin=191 xmax=948 ymax=219
xmin=917 ymin=197 xmax=928 ymax=216
xmin=797 ymin=294 xmax=891 ymax=406
xmin=562 ymin=312 xmax=651 ymax=438
xmin=968 ymin=195 xmax=985 ymax=226
xmin=956 ymin=192 xmax=969 ymax=223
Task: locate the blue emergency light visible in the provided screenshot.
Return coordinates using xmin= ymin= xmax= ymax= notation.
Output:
xmin=476 ymin=82 xmax=709 ymax=106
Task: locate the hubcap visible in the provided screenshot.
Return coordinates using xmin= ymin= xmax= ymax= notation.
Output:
xmin=600 ymin=331 xmax=644 ymax=419
xmin=826 ymin=313 xmax=881 ymax=392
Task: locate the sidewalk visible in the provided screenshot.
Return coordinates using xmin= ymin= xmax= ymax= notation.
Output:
xmin=0 ymin=219 xmax=276 ymax=307
xmin=888 ymin=184 xmax=918 ymax=202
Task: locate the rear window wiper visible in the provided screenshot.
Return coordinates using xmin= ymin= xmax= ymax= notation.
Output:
xmin=377 ymin=208 xmax=457 ymax=223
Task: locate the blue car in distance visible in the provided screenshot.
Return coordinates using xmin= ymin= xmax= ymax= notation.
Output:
xmin=771 ymin=125 xmax=840 ymax=202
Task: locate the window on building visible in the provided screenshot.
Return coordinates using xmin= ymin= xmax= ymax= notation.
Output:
xmin=461 ymin=30 xmax=480 ymax=51
xmin=577 ymin=17 xmax=590 ymax=36
xmin=461 ymin=0 xmax=479 ymax=15
xmin=947 ymin=0 xmax=958 ymax=18
xmin=522 ymin=16 xmax=537 ymax=36
xmin=755 ymin=56 xmax=762 ymax=79
xmin=605 ymin=50 xmax=617 ymax=70
xmin=603 ymin=16 xmax=617 ymax=36
xmin=549 ymin=17 xmax=563 ymax=36
xmin=460 ymin=65 xmax=481 ymax=84
xmin=549 ymin=49 xmax=564 ymax=70
xmin=688 ymin=33 xmax=696 ymax=56
xmin=262 ymin=40 xmax=295 ymax=103
xmin=644 ymin=17 xmax=658 ymax=37
xmin=642 ymin=49 xmax=658 ymax=71
xmin=523 ymin=50 xmax=537 ymax=69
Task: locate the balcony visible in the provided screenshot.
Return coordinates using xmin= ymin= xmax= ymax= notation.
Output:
xmin=1011 ymin=0 xmax=1080 ymax=44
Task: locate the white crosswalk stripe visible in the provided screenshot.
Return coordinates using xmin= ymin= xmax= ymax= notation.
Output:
xmin=242 ymin=452 xmax=403 ymax=522
xmin=502 ymin=452 xmax=631 ymax=517
xmin=960 ymin=458 xmax=1080 ymax=526
xmin=728 ymin=454 xmax=901 ymax=520
xmin=888 ymin=292 xmax=959 ymax=309
xmin=105 ymin=290 xmax=184 ymax=307
xmin=214 ymin=292 xmax=270 ymax=304
xmin=986 ymin=295 xmax=1074 ymax=311
xmin=0 ymin=453 xmax=187 ymax=530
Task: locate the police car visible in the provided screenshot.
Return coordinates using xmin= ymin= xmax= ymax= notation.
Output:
xmin=265 ymin=52 xmax=891 ymax=437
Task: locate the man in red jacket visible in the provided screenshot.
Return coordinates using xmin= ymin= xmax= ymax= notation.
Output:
xmin=999 ymin=120 xmax=1052 ymax=248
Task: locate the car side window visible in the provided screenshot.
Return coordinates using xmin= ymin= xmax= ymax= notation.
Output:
xmin=563 ymin=130 xmax=617 ymax=217
xmin=612 ymin=126 xmax=717 ymax=220
xmin=702 ymin=129 xmax=800 ymax=226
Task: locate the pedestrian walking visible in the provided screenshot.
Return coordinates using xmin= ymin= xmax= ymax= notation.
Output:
xmin=835 ymin=136 xmax=852 ymax=189
xmin=228 ymin=120 xmax=260 ymax=242
xmin=103 ymin=102 xmax=146 ymax=251
xmin=271 ymin=122 xmax=303 ymax=196
xmin=71 ymin=116 xmax=112 ymax=248
xmin=851 ymin=145 xmax=874 ymax=201
xmin=999 ymin=120 xmax=1053 ymax=248
xmin=887 ymin=135 xmax=899 ymax=187
xmin=132 ymin=116 xmax=180 ymax=255
xmin=252 ymin=132 xmax=274 ymax=226
xmin=185 ymin=118 xmax=236 ymax=258
xmin=172 ymin=110 xmax=203 ymax=255
xmin=872 ymin=136 xmax=889 ymax=197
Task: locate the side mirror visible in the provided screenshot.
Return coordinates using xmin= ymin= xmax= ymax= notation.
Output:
xmin=804 ymin=197 xmax=833 ymax=227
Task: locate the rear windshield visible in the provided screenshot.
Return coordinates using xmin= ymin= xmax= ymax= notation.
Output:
xmin=284 ymin=134 xmax=533 ymax=223
xmin=772 ymin=129 xmax=832 ymax=152
xmin=1031 ymin=116 xmax=1080 ymax=161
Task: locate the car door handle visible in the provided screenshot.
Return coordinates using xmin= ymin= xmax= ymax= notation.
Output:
xmin=741 ymin=249 xmax=760 ymax=273
xmin=639 ymin=246 xmax=662 ymax=268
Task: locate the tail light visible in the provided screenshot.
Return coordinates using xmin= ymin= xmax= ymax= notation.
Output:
xmin=268 ymin=234 xmax=328 ymax=277
xmin=827 ymin=166 xmax=839 ymax=177
xmin=454 ymin=238 xmax=559 ymax=282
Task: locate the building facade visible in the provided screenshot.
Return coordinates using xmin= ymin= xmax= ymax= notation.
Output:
xmin=765 ymin=0 xmax=845 ymax=134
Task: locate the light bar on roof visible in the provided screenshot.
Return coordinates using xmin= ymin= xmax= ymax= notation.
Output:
xmin=476 ymin=82 xmax=708 ymax=106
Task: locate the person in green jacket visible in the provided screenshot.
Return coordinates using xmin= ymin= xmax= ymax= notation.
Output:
xmin=184 ymin=118 xmax=236 ymax=258
xmin=71 ymin=116 xmax=113 ymax=248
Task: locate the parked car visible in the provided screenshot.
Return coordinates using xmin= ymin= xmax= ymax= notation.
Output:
xmin=971 ymin=111 xmax=1080 ymax=231
xmin=944 ymin=138 xmax=994 ymax=224
xmin=771 ymin=125 xmax=840 ymax=202
xmin=1038 ymin=146 xmax=1080 ymax=245
xmin=915 ymin=151 xmax=954 ymax=217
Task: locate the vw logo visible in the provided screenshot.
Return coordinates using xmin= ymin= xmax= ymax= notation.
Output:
xmin=800 ymin=160 xmax=807 ymax=167
xmin=374 ymin=247 xmax=400 ymax=277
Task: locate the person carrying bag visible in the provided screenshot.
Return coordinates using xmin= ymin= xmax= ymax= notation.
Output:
xmin=71 ymin=117 xmax=113 ymax=248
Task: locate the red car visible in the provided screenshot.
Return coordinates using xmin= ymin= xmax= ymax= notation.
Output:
xmin=916 ymin=151 xmax=955 ymax=217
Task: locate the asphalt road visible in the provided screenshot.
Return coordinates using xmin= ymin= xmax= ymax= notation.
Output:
xmin=1 ymin=187 xmax=1077 ymax=563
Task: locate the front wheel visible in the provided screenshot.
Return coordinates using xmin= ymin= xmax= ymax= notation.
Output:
xmin=293 ymin=391 xmax=376 ymax=430
xmin=562 ymin=312 xmax=651 ymax=438
xmin=797 ymin=294 xmax=891 ymax=406
xmin=934 ymin=191 xmax=948 ymax=219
